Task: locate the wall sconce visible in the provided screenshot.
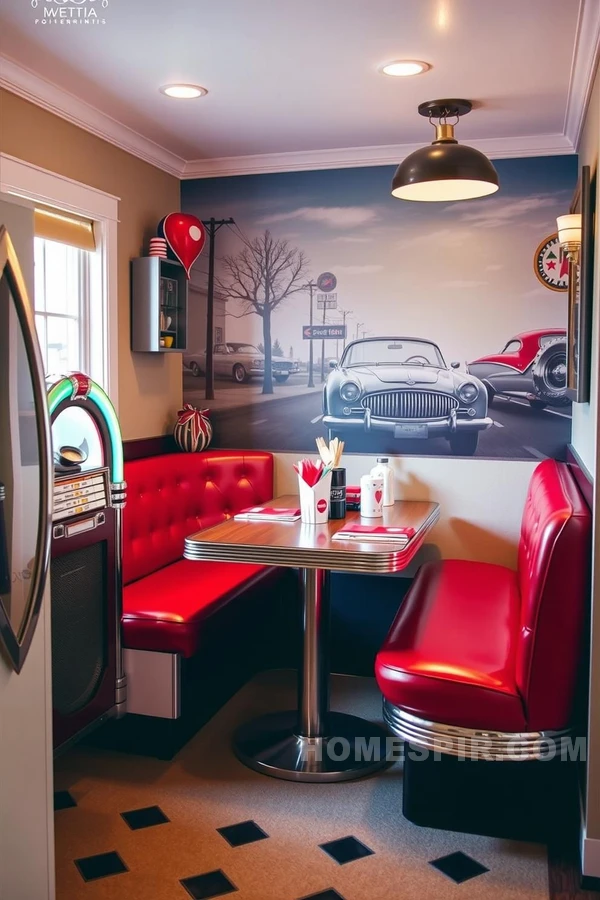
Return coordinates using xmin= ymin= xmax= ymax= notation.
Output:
xmin=556 ymin=213 xmax=582 ymax=263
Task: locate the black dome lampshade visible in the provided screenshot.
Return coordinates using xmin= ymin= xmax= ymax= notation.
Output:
xmin=392 ymin=99 xmax=500 ymax=202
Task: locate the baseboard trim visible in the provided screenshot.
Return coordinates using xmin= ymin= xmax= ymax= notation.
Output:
xmin=581 ymin=832 xmax=600 ymax=879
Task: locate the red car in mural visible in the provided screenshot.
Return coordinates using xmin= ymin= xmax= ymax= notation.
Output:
xmin=467 ymin=329 xmax=569 ymax=409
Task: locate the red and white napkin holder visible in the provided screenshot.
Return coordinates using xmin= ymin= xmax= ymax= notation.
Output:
xmin=298 ymin=470 xmax=332 ymax=524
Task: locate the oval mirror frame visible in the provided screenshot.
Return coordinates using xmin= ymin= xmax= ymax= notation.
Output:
xmin=0 ymin=225 xmax=52 ymax=673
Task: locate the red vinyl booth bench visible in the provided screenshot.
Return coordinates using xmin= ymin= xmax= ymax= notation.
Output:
xmin=375 ymin=459 xmax=591 ymax=838
xmin=121 ymin=450 xmax=286 ymax=721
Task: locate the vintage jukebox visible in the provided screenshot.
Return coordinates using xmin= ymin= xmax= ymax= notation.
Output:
xmin=47 ymin=372 xmax=126 ymax=753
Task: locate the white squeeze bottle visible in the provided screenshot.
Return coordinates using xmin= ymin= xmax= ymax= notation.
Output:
xmin=370 ymin=457 xmax=395 ymax=506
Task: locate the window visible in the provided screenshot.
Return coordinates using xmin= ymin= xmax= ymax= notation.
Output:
xmin=33 ymin=217 xmax=106 ymax=387
xmin=500 ymin=340 xmax=522 ymax=354
xmin=34 ymin=238 xmax=89 ymax=375
xmin=1 ymin=152 xmax=118 ymax=403
xmin=342 ymin=339 xmax=444 ymax=368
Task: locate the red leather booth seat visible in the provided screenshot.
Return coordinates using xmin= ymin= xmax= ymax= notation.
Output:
xmin=122 ymin=451 xmax=280 ymax=657
xmin=375 ymin=459 xmax=591 ymax=734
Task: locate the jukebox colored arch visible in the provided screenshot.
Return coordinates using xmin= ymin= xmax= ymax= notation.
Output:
xmin=47 ymin=373 xmax=124 ymax=484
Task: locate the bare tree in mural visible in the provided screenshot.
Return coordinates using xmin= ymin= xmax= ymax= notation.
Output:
xmin=217 ymin=230 xmax=308 ymax=394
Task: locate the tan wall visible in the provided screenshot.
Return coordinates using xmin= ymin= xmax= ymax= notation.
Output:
xmin=0 ymin=88 xmax=182 ymax=440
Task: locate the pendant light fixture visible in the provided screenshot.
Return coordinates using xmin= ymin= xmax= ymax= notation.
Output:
xmin=391 ymin=99 xmax=499 ymax=202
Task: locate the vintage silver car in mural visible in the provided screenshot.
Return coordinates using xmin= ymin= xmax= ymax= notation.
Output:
xmin=184 ymin=342 xmax=300 ymax=384
xmin=323 ymin=337 xmax=492 ymax=455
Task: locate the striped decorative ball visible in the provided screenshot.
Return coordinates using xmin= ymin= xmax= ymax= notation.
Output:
xmin=174 ymin=404 xmax=213 ymax=452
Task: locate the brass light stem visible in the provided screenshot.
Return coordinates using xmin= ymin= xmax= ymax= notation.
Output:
xmin=563 ymin=245 xmax=580 ymax=264
xmin=434 ymin=122 xmax=457 ymax=143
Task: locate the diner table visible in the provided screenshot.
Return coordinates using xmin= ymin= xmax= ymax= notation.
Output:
xmin=184 ymin=495 xmax=440 ymax=783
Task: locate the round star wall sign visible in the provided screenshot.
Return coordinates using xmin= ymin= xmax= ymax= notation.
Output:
xmin=533 ymin=233 xmax=569 ymax=292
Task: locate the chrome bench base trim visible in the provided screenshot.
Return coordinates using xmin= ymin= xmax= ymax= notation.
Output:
xmin=383 ymin=700 xmax=572 ymax=761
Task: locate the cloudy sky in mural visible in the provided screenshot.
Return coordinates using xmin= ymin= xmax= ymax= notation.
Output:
xmin=183 ymin=156 xmax=576 ymax=365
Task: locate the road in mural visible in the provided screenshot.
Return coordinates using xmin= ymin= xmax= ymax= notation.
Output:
xmin=181 ymin=155 xmax=577 ymax=460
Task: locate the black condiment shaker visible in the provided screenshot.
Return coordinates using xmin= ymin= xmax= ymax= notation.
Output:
xmin=329 ymin=467 xmax=346 ymax=519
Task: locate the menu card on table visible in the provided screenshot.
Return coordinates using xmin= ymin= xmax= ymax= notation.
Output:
xmin=234 ymin=506 xmax=301 ymax=522
xmin=332 ymin=524 xmax=416 ymax=544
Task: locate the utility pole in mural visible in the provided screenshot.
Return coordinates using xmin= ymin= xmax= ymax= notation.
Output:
xmin=302 ymin=280 xmax=317 ymax=388
xmin=338 ymin=308 xmax=352 ymax=350
xmin=334 ymin=307 xmax=353 ymax=357
xmin=316 ymin=271 xmax=337 ymax=383
xmin=218 ymin=230 xmax=308 ymax=394
xmin=202 ymin=217 xmax=235 ymax=401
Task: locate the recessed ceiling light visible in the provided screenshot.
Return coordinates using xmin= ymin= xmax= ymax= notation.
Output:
xmin=380 ymin=60 xmax=431 ymax=77
xmin=160 ymin=84 xmax=208 ymax=99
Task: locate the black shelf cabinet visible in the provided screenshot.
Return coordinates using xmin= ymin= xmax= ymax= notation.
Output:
xmin=131 ymin=257 xmax=188 ymax=353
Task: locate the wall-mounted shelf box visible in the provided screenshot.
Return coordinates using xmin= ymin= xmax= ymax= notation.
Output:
xmin=131 ymin=256 xmax=188 ymax=353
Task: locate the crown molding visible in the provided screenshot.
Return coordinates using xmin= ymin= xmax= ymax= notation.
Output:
xmin=181 ymin=133 xmax=574 ymax=179
xmin=565 ymin=0 xmax=600 ymax=150
xmin=1 ymin=35 xmax=588 ymax=182
xmin=0 ymin=55 xmax=186 ymax=178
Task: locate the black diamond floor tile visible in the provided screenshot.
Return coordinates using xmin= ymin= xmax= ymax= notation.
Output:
xmin=120 ymin=804 xmax=170 ymax=830
xmin=217 ymin=819 xmax=269 ymax=847
xmin=74 ymin=851 xmax=128 ymax=882
xmin=319 ymin=835 xmax=374 ymax=865
xmin=180 ymin=869 xmax=238 ymax=899
xmin=54 ymin=790 xmax=77 ymax=811
xmin=297 ymin=890 xmax=347 ymax=900
xmin=429 ymin=851 xmax=490 ymax=884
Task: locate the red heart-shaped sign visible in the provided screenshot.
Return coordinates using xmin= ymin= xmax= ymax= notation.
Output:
xmin=158 ymin=213 xmax=206 ymax=278
xmin=317 ymin=498 xmax=328 ymax=513
xmin=375 ymin=490 xmax=383 ymax=504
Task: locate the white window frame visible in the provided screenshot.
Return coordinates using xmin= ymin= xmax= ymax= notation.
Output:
xmin=0 ymin=152 xmax=119 ymax=409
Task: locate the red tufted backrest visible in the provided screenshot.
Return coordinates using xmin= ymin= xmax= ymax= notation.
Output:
xmin=516 ymin=459 xmax=591 ymax=731
xmin=123 ymin=451 xmax=274 ymax=585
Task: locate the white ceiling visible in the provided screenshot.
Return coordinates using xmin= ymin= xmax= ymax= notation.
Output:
xmin=0 ymin=0 xmax=598 ymax=177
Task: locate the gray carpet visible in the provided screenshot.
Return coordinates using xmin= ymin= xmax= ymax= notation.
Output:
xmin=54 ymin=669 xmax=548 ymax=899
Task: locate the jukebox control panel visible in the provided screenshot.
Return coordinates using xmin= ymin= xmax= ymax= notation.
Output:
xmin=52 ymin=467 xmax=111 ymax=538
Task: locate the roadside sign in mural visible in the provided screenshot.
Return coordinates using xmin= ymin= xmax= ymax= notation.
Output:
xmin=316 ymin=294 xmax=338 ymax=309
xmin=317 ymin=272 xmax=337 ymax=292
xmin=303 ymin=325 xmax=347 ymax=340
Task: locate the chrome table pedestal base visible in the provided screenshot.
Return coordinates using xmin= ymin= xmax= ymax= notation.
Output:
xmin=234 ymin=710 xmax=390 ymax=782
xmin=233 ymin=567 xmax=390 ymax=782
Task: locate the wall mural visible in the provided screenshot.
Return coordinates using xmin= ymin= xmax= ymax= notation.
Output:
xmin=181 ymin=155 xmax=577 ymax=460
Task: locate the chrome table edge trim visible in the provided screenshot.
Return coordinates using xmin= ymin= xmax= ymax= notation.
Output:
xmin=184 ymin=506 xmax=440 ymax=573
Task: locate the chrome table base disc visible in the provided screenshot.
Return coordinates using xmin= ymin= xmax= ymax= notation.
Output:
xmin=234 ymin=711 xmax=391 ymax=782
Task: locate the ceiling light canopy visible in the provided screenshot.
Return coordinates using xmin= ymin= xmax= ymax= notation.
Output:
xmin=160 ymin=84 xmax=208 ymax=99
xmin=380 ymin=60 xmax=431 ymax=77
xmin=391 ymin=99 xmax=499 ymax=202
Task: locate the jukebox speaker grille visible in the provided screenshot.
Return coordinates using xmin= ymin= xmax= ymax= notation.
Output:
xmin=51 ymin=542 xmax=107 ymax=715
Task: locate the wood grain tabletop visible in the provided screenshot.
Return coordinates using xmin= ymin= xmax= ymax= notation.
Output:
xmin=184 ymin=496 xmax=440 ymax=573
